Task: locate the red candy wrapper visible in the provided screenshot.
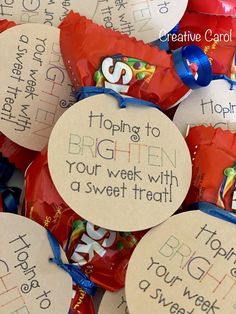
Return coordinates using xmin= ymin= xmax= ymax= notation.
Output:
xmin=24 ymin=148 xmax=146 ymax=291
xmin=59 ymin=12 xmax=211 ymax=110
xmin=0 ymin=133 xmax=37 ymax=172
xmin=188 ymin=0 xmax=236 ymax=17
xmin=170 ymin=12 xmax=236 ymax=80
xmin=0 ymin=19 xmax=16 ymax=33
xmin=185 ymin=126 xmax=236 ymax=212
xmin=70 ymin=285 xmax=95 ymax=314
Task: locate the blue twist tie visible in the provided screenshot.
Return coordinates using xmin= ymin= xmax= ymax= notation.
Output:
xmin=172 ymin=45 xmax=212 ymax=90
xmin=0 ymin=155 xmax=15 ymax=184
xmin=0 ymin=185 xmax=21 ymax=214
xmin=190 ymin=202 xmax=236 ymax=225
xmin=76 ymin=86 xmax=161 ymax=111
xmin=170 ymin=23 xmax=180 ymax=35
xmin=47 ymin=231 xmax=97 ymax=296
xmin=0 ymin=155 xmax=21 ymax=213
xmin=153 ymin=36 xmax=169 ymax=51
xmin=212 ymin=74 xmax=236 ymax=90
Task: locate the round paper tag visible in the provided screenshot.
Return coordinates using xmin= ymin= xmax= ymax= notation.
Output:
xmin=173 ymin=80 xmax=236 ymax=135
xmin=91 ymin=0 xmax=188 ymax=43
xmin=48 ymin=94 xmax=192 ymax=231
xmin=0 ymin=23 xmax=75 ymax=151
xmin=0 ymin=0 xmax=97 ymax=26
xmin=98 ymin=289 xmax=130 ymax=314
xmin=126 ymin=210 xmax=236 ymax=314
xmin=0 ymin=213 xmax=72 ymax=314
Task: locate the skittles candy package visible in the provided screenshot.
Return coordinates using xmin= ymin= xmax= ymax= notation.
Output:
xmin=185 ymin=126 xmax=236 ymax=212
xmin=0 ymin=19 xmax=16 ymax=33
xmin=59 ymin=12 xmax=212 ymax=110
xmin=70 ymin=285 xmax=95 ymax=314
xmin=0 ymin=133 xmax=37 ymax=172
xmin=24 ymin=148 xmax=146 ymax=291
xmin=187 ymin=0 xmax=236 ymax=17
xmin=170 ymin=12 xmax=236 ymax=81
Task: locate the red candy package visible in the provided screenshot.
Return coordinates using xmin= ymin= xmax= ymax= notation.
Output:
xmin=24 ymin=148 xmax=146 ymax=291
xmin=59 ymin=12 xmax=212 ymax=110
xmin=0 ymin=133 xmax=37 ymax=172
xmin=0 ymin=19 xmax=16 ymax=32
xmin=188 ymin=0 xmax=236 ymax=16
xmin=70 ymin=285 xmax=95 ymax=314
xmin=185 ymin=126 xmax=236 ymax=212
xmin=170 ymin=12 xmax=236 ymax=80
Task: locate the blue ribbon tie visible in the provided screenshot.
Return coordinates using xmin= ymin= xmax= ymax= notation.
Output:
xmin=170 ymin=23 xmax=180 ymax=35
xmin=47 ymin=231 xmax=97 ymax=296
xmin=76 ymin=86 xmax=161 ymax=110
xmin=190 ymin=202 xmax=236 ymax=225
xmin=0 ymin=155 xmax=15 ymax=183
xmin=0 ymin=185 xmax=21 ymax=214
xmin=212 ymin=74 xmax=236 ymax=90
xmin=172 ymin=45 xmax=212 ymax=90
xmin=0 ymin=155 xmax=21 ymax=214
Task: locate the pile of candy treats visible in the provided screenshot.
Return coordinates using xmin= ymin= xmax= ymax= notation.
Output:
xmin=0 ymin=1 xmax=235 ymax=313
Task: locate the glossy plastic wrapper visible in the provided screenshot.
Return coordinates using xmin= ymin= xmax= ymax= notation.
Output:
xmin=0 ymin=19 xmax=16 ymax=33
xmin=24 ymin=148 xmax=146 ymax=291
xmin=0 ymin=133 xmax=37 ymax=172
xmin=185 ymin=126 xmax=236 ymax=212
xmin=69 ymin=285 xmax=95 ymax=314
xmin=170 ymin=12 xmax=236 ymax=81
xmin=188 ymin=0 xmax=236 ymax=16
xmin=59 ymin=12 xmax=211 ymax=110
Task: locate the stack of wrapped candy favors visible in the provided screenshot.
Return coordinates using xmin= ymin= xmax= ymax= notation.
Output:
xmin=0 ymin=1 xmax=235 ymax=313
